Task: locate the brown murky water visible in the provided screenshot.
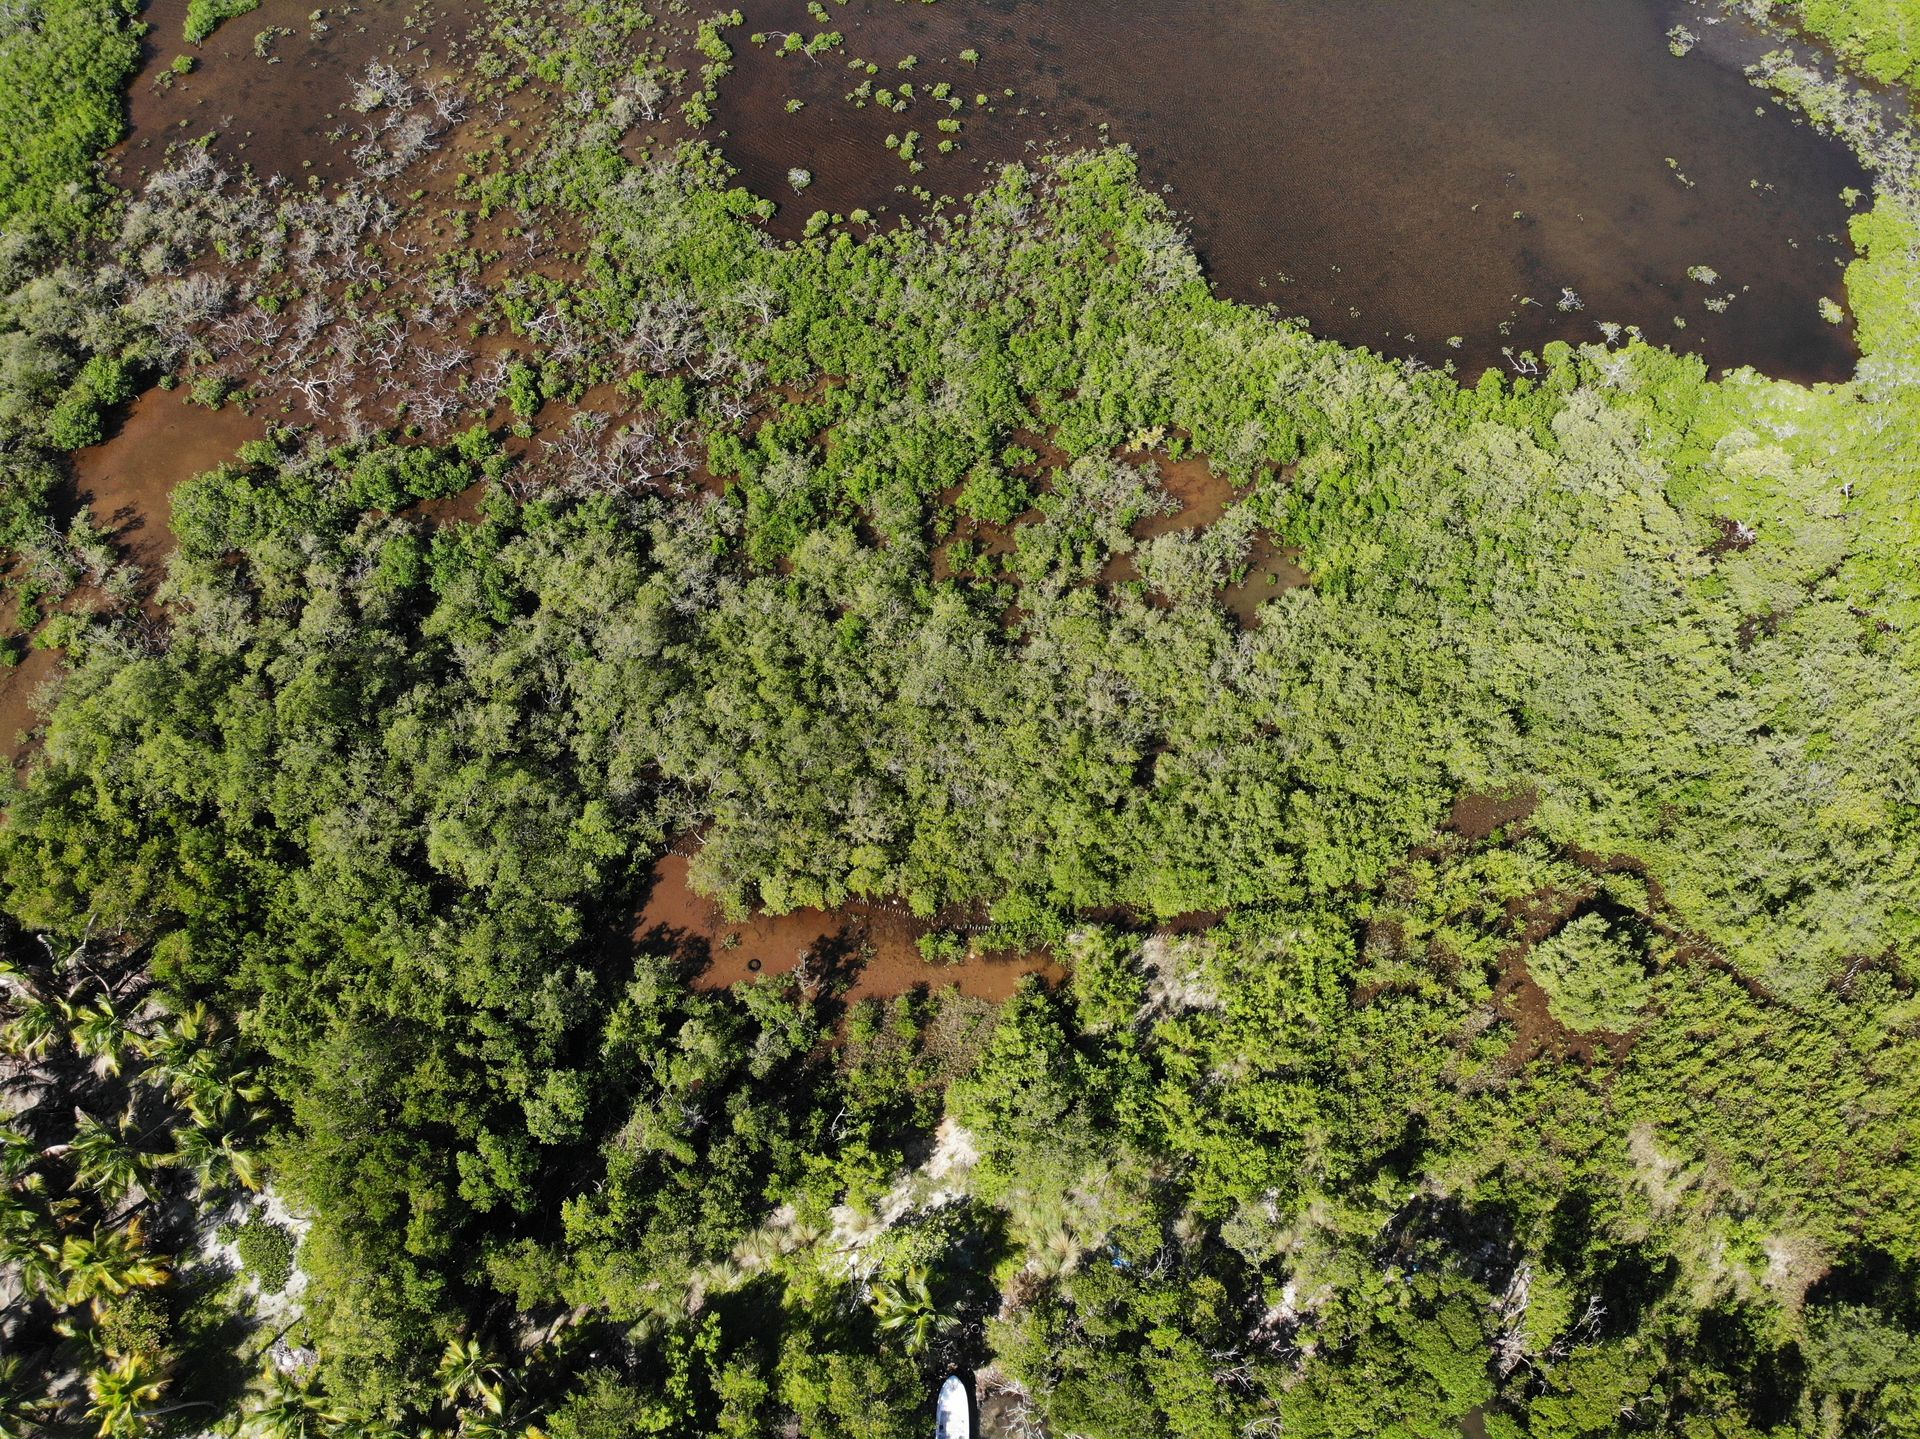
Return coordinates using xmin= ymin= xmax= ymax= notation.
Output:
xmin=636 ymin=854 xmax=1064 ymax=1001
xmin=718 ymin=0 xmax=1869 ymax=380
xmin=0 ymin=391 xmax=263 ymax=764
xmin=69 ymin=387 xmax=265 ymax=572
xmin=113 ymin=0 xmax=450 ymax=190
xmin=112 ymin=0 xmax=1871 ymax=386
xmin=0 ymin=645 xmax=62 ymax=766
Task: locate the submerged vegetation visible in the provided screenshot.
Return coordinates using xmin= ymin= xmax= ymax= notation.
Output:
xmin=1 ymin=0 xmax=1919 ymax=1435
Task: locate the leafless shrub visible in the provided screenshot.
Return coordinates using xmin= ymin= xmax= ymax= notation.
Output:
xmin=425 ymin=81 xmax=467 ymax=126
xmin=413 ymin=345 xmax=471 ymax=387
xmin=620 ymin=292 xmax=706 ymax=374
xmin=469 ymin=354 xmax=513 ymax=414
xmin=351 ymin=61 xmax=415 ymax=114
xmin=132 ymin=272 xmax=233 ymax=361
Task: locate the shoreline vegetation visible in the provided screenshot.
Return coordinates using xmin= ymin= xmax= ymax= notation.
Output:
xmin=0 ymin=0 xmax=1918 ymax=1436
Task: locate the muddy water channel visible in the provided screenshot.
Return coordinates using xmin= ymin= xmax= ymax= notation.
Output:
xmin=720 ymin=0 xmax=1869 ymax=379
xmin=637 ymin=855 xmax=1064 ymax=1003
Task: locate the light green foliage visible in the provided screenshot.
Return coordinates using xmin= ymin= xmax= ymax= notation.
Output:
xmin=1134 ymin=504 xmax=1254 ymax=604
xmin=1527 ymin=913 xmax=1654 ymax=1032
xmin=0 ymin=0 xmax=141 ymax=236
xmin=183 ymin=0 xmax=260 ymax=42
xmin=1787 ymin=0 xmax=1920 ymax=85
xmin=1 ymin=0 xmax=1919 ymax=1432
xmin=953 ymin=461 xmax=1029 ymax=525
xmin=95 ymin=1289 xmax=172 ymax=1365
xmin=0 ymin=208 xmax=150 ymax=560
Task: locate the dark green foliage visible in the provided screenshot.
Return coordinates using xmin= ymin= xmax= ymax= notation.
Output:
xmin=778 ymin=1344 xmax=923 ymax=1439
xmin=346 ymin=443 xmax=481 ymax=511
xmin=2 ymin=0 xmax=1919 ymax=1432
xmin=42 ymin=352 xmax=131 ymax=449
xmin=229 ymin=1214 xmax=296 ymax=1292
xmin=8 ymin=132 xmax=1920 ymax=1426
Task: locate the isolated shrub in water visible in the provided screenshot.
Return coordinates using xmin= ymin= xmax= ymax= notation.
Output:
xmin=1529 ymin=913 xmax=1653 ymax=1033
xmin=43 ymin=353 xmax=131 ymax=450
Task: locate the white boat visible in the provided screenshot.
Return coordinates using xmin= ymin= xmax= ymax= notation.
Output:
xmin=935 ymin=1374 xmax=973 ymax=1439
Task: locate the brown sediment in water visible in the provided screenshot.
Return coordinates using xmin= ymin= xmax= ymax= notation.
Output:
xmin=1488 ymin=862 xmax=1705 ymax=1070
xmin=635 ymin=853 xmax=1065 ymax=1002
xmin=68 ymin=387 xmax=265 ymax=573
xmin=1127 ymin=452 xmax=1242 ymax=533
xmin=720 ymin=0 xmax=1868 ymax=381
xmin=1447 ymin=789 xmax=1541 ymax=841
xmin=114 ymin=0 xmax=455 ymax=191
xmin=939 ymin=436 xmax=1310 ymax=622
xmin=90 ymin=0 xmax=1874 ymax=565
xmin=1489 ymin=887 xmax=1624 ymax=1068
xmin=0 ymin=646 xmax=64 ymax=769
xmin=0 ymin=391 xmax=264 ymax=767
xmin=1221 ymin=534 xmax=1311 ymax=628
xmin=108 ymin=0 xmax=597 ymax=446
xmin=1096 ymin=450 xmax=1311 ymax=624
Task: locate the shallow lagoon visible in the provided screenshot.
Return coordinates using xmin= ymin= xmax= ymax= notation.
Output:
xmin=720 ymin=0 xmax=1870 ymax=379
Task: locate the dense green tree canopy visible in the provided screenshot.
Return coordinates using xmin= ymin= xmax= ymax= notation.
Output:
xmin=2 ymin=0 xmax=1919 ymax=1434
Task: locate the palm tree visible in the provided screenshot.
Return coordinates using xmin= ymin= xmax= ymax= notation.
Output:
xmin=61 ymin=1114 xmax=150 ymax=1206
xmin=1 ymin=1234 xmax=63 ymax=1305
xmin=871 ymin=1265 xmax=950 ymax=1356
xmin=243 ymin=1368 xmax=347 ymax=1439
xmin=84 ymin=1354 xmax=168 ymax=1439
xmin=68 ymin=1001 xmax=135 ymax=1080
xmin=0 ymin=1353 xmax=52 ymax=1439
xmin=0 ymin=1189 xmax=64 ymax=1303
xmin=436 ymin=1337 xmax=506 ymax=1414
xmin=0 ymin=951 xmax=43 ymax=996
xmin=0 ymin=1124 xmax=40 ymax=1183
xmin=140 ymin=1004 xmax=267 ymax=1123
xmin=457 ymin=1410 xmax=547 ymax=1439
xmin=134 ymin=1001 xmax=207 ymax=1067
xmin=60 ymin=1223 xmax=169 ymax=1310
xmin=2 ymin=994 xmax=71 ymax=1062
xmin=170 ymin=1120 xmax=261 ymax=1194
xmin=340 ymin=1418 xmax=411 ymax=1439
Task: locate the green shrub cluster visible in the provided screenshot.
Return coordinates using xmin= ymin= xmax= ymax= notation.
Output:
xmin=1790 ymin=0 xmax=1920 ymax=85
xmin=229 ymin=1214 xmax=297 ymax=1292
xmin=0 ymin=0 xmax=141 ymax=236
xmin=183 ymin=0 xmax=260 ymax=44
xmin=3 ymin=0 xmax=1919 ymax=1431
